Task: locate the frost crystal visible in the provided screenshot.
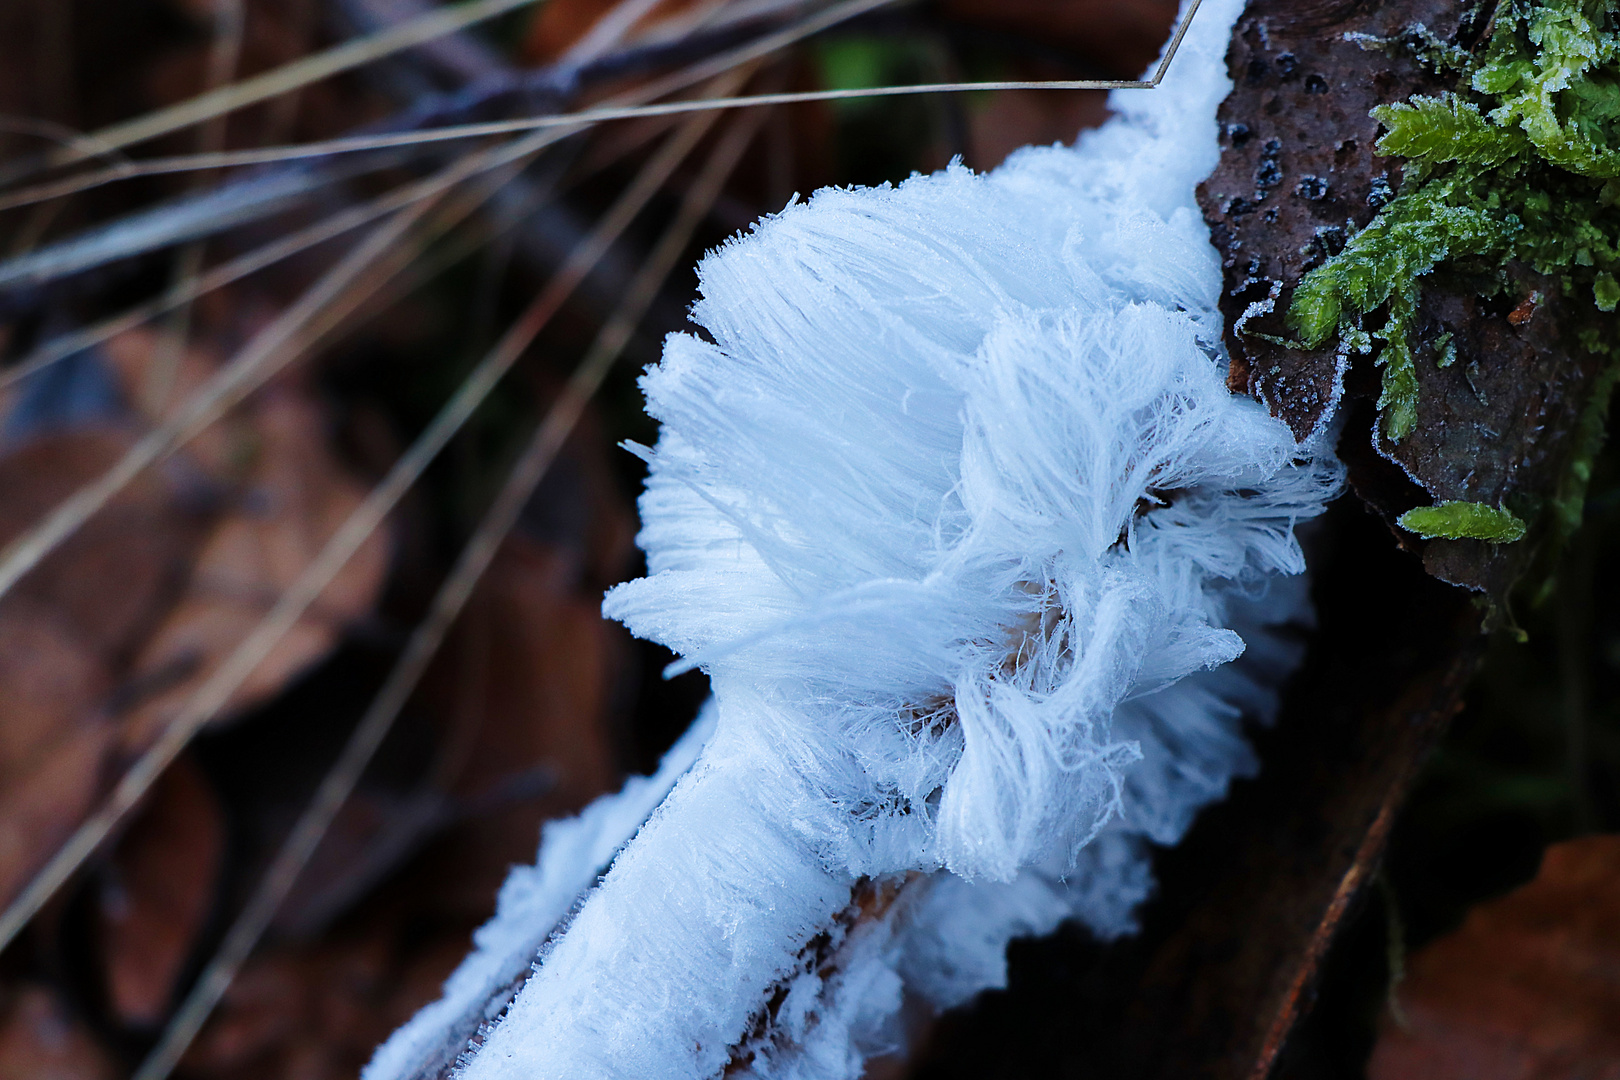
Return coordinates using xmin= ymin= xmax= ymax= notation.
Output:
xmin=369 ymin=1 xmax=1344 ymax=1076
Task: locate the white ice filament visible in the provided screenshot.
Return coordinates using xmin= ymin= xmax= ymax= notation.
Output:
xmin=371 ymin=1 xmax=1344 ymax=1075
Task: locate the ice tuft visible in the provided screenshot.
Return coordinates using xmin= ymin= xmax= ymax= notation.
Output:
xmin=371 ymin=0 xmax=1345 ymax=1076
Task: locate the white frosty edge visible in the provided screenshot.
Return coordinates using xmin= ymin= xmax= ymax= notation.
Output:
xmin=374 ymin=0 xmax=1352 ymax=1075
xmin=361 ymin=705 xmax=716 ymax=1080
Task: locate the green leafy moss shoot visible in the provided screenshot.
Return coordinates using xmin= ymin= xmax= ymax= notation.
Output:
xmin=1398 ymin=500 xmax=1530 ymax=541
xmin=1287 ymin=0 xmax=1620 ymax=447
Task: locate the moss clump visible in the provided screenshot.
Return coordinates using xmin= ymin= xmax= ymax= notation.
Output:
xmin=1398 ymin=501 xmax=1529 ymax=542
xmin=1287 ymin=0 xmax=1620 ymax=443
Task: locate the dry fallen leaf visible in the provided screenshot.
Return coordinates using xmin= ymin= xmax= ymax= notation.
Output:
xmin=178 ymin=922 xmax=468 ymax=1080
xmin=446 ymin=533 xmax=621 ymax=813
xmin=0 ymin=427 xmax=208 ymax=667
xmin=276 ymin=413 xmax=636 ymax=933
xmin=1370 ymin=834 xmax=1620 ymax=1080
xmin=117 ymin=380 xmax=392 ymax=749
xmin=0 ymin=983 xmax=117 ymax=1080
xmin=0 ymin=428 xmax=205 ymax=912
xmin=279 ymin=530 xmax=628 ymax=933
xmin=0 ymin=332 xmax=388 ymax=921
xmin=0 ymin=603 xmax=110 ymax=783
xmin=181 ymin=528 xmax=632 ymax=1076
xmin=0 ymin=721 xmax=116 ymax=924
xmin=95 ymin=754 xmax=227 ymax=1030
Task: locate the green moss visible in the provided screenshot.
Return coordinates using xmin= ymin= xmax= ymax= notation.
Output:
xmin=1285 ymin=0 xmax=1620 ymax=442
xmin=1398 ymin=501 xmax=1530 ymax=542
xmin=1435 ymin=330 xmax=1459 ymax=367
xmin=1597 ymin=270 xmax=1620 ymax=309
xmin=1374 ymin=95 xmax=1529 ymax=166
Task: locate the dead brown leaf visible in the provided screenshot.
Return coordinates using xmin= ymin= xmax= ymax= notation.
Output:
xmin=0 ymin=602 xmax=110 ymax=781
xmin=95 ymin=755 xmax=226 ymax=1030
xmin=0 ymin=984 xmax=117 ymax=1080
xmin=448 ymin=533 xmax=620 ymax=810
xmin=0 ymin=427 xmax=204 ymax=912
xmin=117 ymin=380 xmax=391 ymax=748
xmin=0 ymin=427 xmax=206 ymax=666
xmin=177 ymin=924 xmax=467 ymax=1080
xmin=100 ymin=326 xmax=240 ymax=478
xmin=1370 ymin=835 xmax=1620 ymax=1080
xmin=0 ymin=331 xmax=387 ymax=922
xmin=277 ymin=530 xmax=625 ymax=933
xmin=0 ymin=723 xmax=116 ymax=922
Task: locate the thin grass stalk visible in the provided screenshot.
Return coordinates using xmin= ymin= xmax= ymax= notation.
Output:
xmin=145 ymin=0 xmax=249 ymax=413
xmin=234 ymin=151 xmax=555 ymax=380
xmin=4 ymin=0 xmax=544 ymax=179
xmin=0 ymin=73 xmax=740 ymax=957
xmin=562 ymin=0 xmax=669 ymax=64
xmin=3 ymin=71 xmax=1191 ymax=202
xmin=0 ymin=209 xmax=432 ymax=614
xmin=0 ymin=121 xmax=596 ymax=612
xmin=0 ymin=169 xmax=463 ymax=392
xmin=0 ymin=99 xmax=685 ymax=393
xmin=0 ymin=0 xmax=905 ymax=211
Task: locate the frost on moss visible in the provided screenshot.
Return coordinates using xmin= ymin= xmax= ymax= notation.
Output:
xmin=1287 ymin=0 xmax=1620 ymax=442
xmin=1398 ymin=501 xmax=1529 ymax=542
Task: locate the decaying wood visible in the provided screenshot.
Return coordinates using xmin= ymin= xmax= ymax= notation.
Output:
xmin=1124 ymin=544 xmax=1483 ymax=1080
xmin=1121 ymin=0 xmax=1605 ymax=1067
xmin=1198 ymin=0 xmax=1613 ymax=598
xmin=908 ymin=498 xmax=1485 ymax=1080
xmin=912 ymin=1 xmax=1614 ymax=1075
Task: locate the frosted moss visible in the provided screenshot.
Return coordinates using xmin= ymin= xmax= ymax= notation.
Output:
xmin=1287 ymin=0 xmax=1620 ymax=442
xmin=1398 ymin=501 xmax=1529 ymax=542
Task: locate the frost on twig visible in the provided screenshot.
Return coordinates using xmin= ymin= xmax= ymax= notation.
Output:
xmin=368 ymin=0 xmax=1345 ymax=1075
xmin=364 ymin=708 xmax=716 ymax=1080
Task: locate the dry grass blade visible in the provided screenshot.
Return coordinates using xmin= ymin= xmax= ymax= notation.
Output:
xmin=562 ymin=0 xmax=668 ymax=64
xmin=0 ymin=0 xmax=878 ymax=304
xmin=0 ymin=97 xmax=649 ymax=390
xmin=0 ymin=115 xmax=132 ymax=170
xmin=0 ymin=121 xmax=591 ymax=619
xmin=0 ymin=65 xmax=739 ymax=962
xmin=0 ymin=212 xmax=427 ymax=620
xmin=34 ymin=0 xmax=1204 ymax=195
xmin=144 ymin=0 xmax=249 ymax=414
xmin=0 ymin=211 xmax=437 ymax=955
xmin=131 ymin=97 xmax=768 ymax=1080
xmin=0 ymin=185 xmax=515 ymax=956
xmin=0 ymin=170 xmax=461 ymax=393
xmin=0 ymin=0 xmax=902 ymax=210
xmin=8 ymin=0 xmax=542 ymax=178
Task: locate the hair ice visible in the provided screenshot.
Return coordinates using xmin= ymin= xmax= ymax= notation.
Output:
xmin=369 ymin=1 xmax=1345 ymax=1076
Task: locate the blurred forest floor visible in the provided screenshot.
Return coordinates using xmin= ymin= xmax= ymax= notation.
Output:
xmin=0 ymin=0 xmax=1614 ymax=1078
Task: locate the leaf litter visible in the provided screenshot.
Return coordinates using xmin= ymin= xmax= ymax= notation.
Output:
xmin=3 ymin=0 xmax=1616 ymax=1078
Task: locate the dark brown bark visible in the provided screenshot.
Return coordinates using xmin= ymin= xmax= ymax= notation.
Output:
xmin=916 ymin=2 xmax=1615 ymax=1075
xmin=1198 ymin=0 xmax=1614 ymax=599
xmin=911 ymin=492 xmax=1484 ymax=1080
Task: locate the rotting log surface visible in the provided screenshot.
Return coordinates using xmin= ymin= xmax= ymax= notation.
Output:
xmin=1115 ymin=516 xmax=1483 ymax=1080
xmin=913 ymin=1 xmax=1613 ymax=1076
xmin=1198 ymin=0 xmax=1613 ymax=598
xmin=910 ymin=493 xmax=1484 ymax=1080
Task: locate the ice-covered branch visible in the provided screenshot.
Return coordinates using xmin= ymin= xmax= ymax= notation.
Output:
xmin=369 ymin=0 xmax=1345 ymax=1075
